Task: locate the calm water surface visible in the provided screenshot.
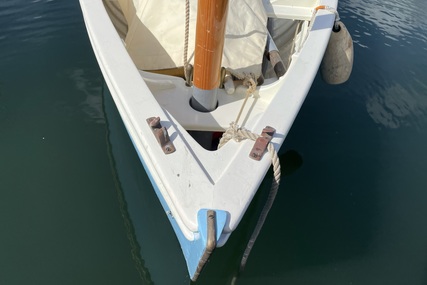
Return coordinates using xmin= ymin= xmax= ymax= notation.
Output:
xmin=1 ymin=0 xmax=426 ymax=284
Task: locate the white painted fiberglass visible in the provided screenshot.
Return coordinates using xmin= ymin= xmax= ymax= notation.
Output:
xmin=80 ymin=0 xmax=337 ymax=242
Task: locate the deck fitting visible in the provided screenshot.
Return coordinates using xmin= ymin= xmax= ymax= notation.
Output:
xmin=249 ymin=126 xmax=276 ymax=161
xmin=146 ymin=117 xmax=176 ymax=154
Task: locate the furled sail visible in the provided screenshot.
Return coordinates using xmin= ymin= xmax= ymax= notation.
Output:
xmin=107 ymin=0 xmax=268 ymax=78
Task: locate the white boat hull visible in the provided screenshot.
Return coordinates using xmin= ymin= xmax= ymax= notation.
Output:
xmin=80 ymin=0 xmax=338 ymax=280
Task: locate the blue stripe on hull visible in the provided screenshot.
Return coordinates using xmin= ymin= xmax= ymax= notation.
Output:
xmin=129 ymin=137 xmax=227 ymax=279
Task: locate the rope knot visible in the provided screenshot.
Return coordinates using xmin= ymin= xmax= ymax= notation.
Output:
xmin=242 ymin=73 xmax=257 ymax=96
xmin=218 ymin=123 xmax=252 ymax=149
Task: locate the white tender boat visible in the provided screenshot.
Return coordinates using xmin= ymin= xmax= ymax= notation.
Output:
xmin=80 ymin=0 xmax=352 ymax=280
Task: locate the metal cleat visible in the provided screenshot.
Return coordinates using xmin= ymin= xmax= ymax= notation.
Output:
xmin=249 ymin=126 xmax=275 ymax=161
xmin=146 ymin=117 xmax=176 ymax=154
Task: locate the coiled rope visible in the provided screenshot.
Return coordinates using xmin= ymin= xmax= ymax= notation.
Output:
xmin=218 ymin=79 xmax=282 ymax=272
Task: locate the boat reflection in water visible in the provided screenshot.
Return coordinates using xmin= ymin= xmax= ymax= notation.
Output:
xmin=103 ymin=84 xmax=188 ymax=284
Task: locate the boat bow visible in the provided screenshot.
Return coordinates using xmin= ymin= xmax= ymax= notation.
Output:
xmin=80 ymin=0 xmax=339 ymax=280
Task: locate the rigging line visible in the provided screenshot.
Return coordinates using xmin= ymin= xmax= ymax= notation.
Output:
xmin=183 ymin=0 xmax=191 ymax=84
xmin=233 ymin=74 xmax=257 ymax=126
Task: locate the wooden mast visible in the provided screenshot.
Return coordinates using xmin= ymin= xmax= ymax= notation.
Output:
xmin=191 ymin=0 xmax=229 ymax=112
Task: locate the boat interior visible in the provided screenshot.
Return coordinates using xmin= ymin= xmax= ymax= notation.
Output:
xmin=101 ymin=0 xmax=318 ymax=149
xmin=103 ymin=0 xmax=307 ymax=78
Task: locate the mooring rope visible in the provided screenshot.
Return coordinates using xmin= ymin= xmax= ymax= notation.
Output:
xmin=218 ymin=121 xmax=282 ymax=272
xmin=240 ymin=141 xmax=280 ymax=271
xmin=217 ymin=71 xmax=282 ymax=272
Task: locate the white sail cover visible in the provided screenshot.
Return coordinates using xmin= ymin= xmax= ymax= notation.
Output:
xmin=116 ymin=0 xmax=268 ymax=77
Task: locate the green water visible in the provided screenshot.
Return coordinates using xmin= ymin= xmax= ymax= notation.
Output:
xmin=1 ymin=0 xmax=427 ymax=284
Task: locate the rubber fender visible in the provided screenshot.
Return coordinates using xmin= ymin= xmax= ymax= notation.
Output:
xmin=320 ymin=21 xmax=354 ymax=85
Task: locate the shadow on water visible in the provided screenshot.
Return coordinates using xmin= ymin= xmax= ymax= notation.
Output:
xmin=279 ymin=83 xmax=381 ymax=267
